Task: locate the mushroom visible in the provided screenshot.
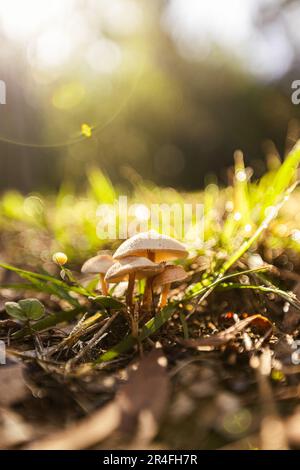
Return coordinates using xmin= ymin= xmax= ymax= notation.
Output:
xmin=153 ymin=264 xmax=188 ymax=308
xmin=81 ymin=254 xmax=114 ymax=296
xmin=113 ymin=230 xmax=188 ymax=310
xmin=105 ymin=256 xmax=163 ymax=308
xmin=113 ymin=230 xmax=188 ymax=262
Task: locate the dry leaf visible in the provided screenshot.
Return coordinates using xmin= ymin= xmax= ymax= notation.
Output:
xmin=0 ymin=363 xmax=29 ymax=406
xmin=285 ymin=409 xmax=300 ymax=446
xmin=0 ymin=407 xmax=33 ymax=448
xmin=117 ymin=348 xmax=170 ymax=441
xmin=0 ymin=319 xmax=20 ymax=331
xmin=180 ymin=314 xmax=273 ymax=350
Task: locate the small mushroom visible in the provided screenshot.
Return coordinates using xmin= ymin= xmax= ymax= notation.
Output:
xmin=105 ymin=256 xmax=163 ymax=308
xmin=153 ymin=265 xmax=188 ymax=308
xmin=81 ymin=254 xmax=114 ymax=296
xmin=113 ymin=231 xmax=188 ymax=309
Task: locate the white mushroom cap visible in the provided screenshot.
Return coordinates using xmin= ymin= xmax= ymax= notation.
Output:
xmin=81 ymin=254 xmax=114 ymax=274
xmin=105 ymin=256 xmax=163 ymax=283
xmin=153 ymin=265 xmax=188 ymax=290
xmin=113 ymin=230 xmax=188 ymax=262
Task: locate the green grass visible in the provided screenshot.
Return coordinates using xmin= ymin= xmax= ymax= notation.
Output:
xmin=0 ymin=143 xmax=300 ymax=266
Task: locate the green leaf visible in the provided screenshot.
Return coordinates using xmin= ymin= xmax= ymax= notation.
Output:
xmin=87 ymin=167 xmax=116 ymax=204
xmin=263 ymin=141 xmax=300 ymax=210
xmin=180 ymin=312 xmax=189 ymax=339
xmin=89 ymin=295 xmax=125 ymax=310
xmin=5 ymin=302 xmax=27 ymax=321
xmin=18 ymin=298 xmax=45 ymax=320
xmin=95 ymin=334 xmax=135 ymax=362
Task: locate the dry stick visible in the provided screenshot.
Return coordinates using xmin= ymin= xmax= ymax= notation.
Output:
xmin=254 ymin=327 xmax=273 ymax=350
xmin=46 ymin=312 xmax=90 ymax=357
xmin=232 ymin=313 xmax=253 ymax=351
xmin=67 ymin=312 xmax=119 ymax=368
xmin=48 ymin=319 xmax=106 ymax=358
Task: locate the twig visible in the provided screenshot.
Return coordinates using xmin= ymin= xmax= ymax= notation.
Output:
xmin=67 ymin=311 xmax=119 ymax=368
xmin=46 ymin=313 xmax=105 ymax=357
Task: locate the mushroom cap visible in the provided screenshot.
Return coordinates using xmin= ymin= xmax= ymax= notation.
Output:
xmin=152 ymin=265 xmax=188 ymax=290
xmin=81 ymin=254 xmax=114 ymax=274
xmin=105 ymin=256 xmax=163 ymax=283
xmin=113 ymin=230 xmax=188 ymax=262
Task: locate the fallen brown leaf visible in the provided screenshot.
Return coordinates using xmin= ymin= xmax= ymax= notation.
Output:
xmin=0 ymin=407 xmax=33 ymax=449
xmin=285 ymin=408 xmax=300 ymax=446
xmin=0 ymin=319 xmax=20 ymax=332
xmin=180 ymin=314 xmax=273 ymax=350
xmin=0 ymin=363 xmax=29 ymax=406
xmin=117 ymin=348 xmax=170 ymax=441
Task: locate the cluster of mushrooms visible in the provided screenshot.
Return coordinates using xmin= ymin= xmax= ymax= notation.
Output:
xmin=81 ymin=231 xmax=189 ymax=316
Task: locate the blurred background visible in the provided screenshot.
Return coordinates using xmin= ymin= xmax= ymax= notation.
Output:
xmin=1 ymin=0 xmax=300 ymax=193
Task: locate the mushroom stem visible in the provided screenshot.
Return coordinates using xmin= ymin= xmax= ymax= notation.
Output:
xmin=126 ymin=272 xmax=135 ymax=308
xmin=143 ymin=250 xmax=155 ymax=310
xmin=130 ymin=306 xmax=139 ymax=338
xmin=99 ymin=273 xmax=109 ymax=296
xmin=147 ymin=250 xmax=155 ymax=262
xmin=143 ymin=277 xmax=153 ymax=310
xmin=158 ymin=283 xmax=170 ymax=308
